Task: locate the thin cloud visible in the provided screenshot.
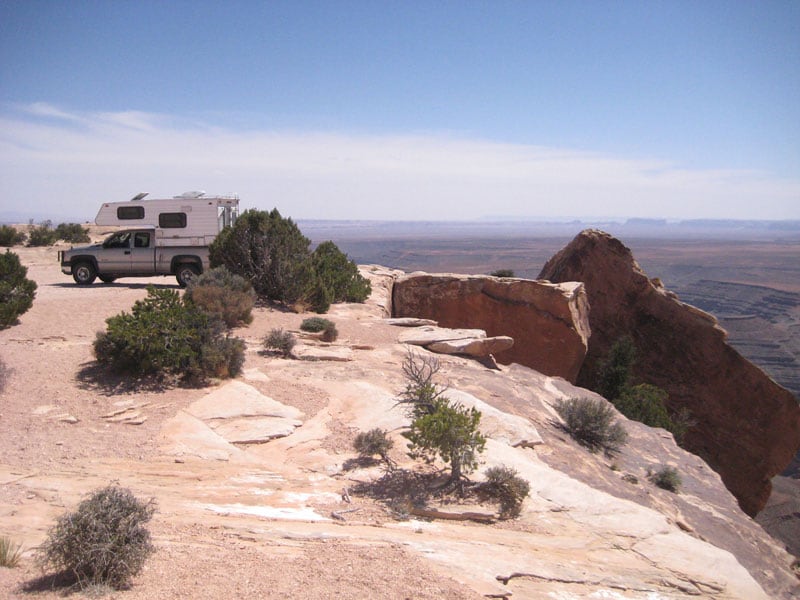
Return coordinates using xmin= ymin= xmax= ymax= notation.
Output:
xmin=1 ymin=104 xmax=798 ymax=221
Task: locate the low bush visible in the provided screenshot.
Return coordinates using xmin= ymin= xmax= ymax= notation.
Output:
xmin=0 ymin=535 xmax=23 ymax=568
xmin=264 ymin=328 xmax=296 ymax=357
xmin=54 ymin=222 xmax=91 ymax=244
xmin=300 ymin=316 xmax=338 ymax=341
xmin=481 ymin=466 xmax=530 ymax=519
xmin=26 ymin=220 xmax=58 ymax=247
xmin=353 ymin=428 xmax=395 ymax=470
xmin=300 ymin=316 xmax=333 ymax=333
xmin=184 ymin=266 xmax=256 ymax=328
xmin=554 ymin=397 xmax=628 ymax=455
xmin=0 ymin=225 xmax=26 ymax=247
xmin=489 ymin=269 xmax=515 ymax=278
xmin=93 ymin=287 xmax=245 ymax=382
xmin=37 ymin=485 xmax=155 ymax=589
xmin=649 ymin=466 xmax=682 ymax=493
xmin=0 ymin=250 xmax=37 ymax=329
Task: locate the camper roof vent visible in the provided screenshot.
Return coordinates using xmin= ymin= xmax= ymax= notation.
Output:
xmin=175 ymin=190 xmax=206 ymax=199
xmin=130 ymin=192 xmax=149 ymax=201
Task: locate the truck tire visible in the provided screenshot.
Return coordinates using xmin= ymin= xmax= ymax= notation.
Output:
xmin=99 ymin=275 xmax=116 ymax=284
xmin=72 ymin=262 xmax=97 ymax=285
xmin=176 ymin=264 xmax=200 ymax=288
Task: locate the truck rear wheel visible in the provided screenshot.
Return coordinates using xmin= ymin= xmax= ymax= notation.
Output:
xmin=176 ymin=264 xmax=200 ymax=287
xmin=72 ymin=262 xmax=97 ymax=285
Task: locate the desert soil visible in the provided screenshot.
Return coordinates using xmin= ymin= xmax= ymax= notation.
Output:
xmin=0 ymin=243 xmax=481 ymax=599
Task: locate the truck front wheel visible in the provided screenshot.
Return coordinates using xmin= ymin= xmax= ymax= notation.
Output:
xmin=72 ymin=262 xmax=97 ymax=285
xmin=176 ymin=264 xmax=200 ymax=288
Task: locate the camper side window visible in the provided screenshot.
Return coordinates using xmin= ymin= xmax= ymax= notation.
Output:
xmin=118 ymin=206 xmax=145 ymax=220
xmin=158 ymin=212 xmax=187 ymax=228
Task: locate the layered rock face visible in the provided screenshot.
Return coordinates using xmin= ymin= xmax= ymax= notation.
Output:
xmin=539 ymin=229 xmax=800 ymax=516
xmin=392 ymin=274 xmax=590 ymax=381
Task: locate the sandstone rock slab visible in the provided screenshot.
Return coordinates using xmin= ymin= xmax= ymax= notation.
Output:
xmin=397 ymin=325 xmax=486 ymax=346
xmin=539 ymin=229 xmax=800 ymax=516
xmin=393 ymin=274 xmax=589 ymax=381
xmin=428 ymin=335 xmax=514 ymax=357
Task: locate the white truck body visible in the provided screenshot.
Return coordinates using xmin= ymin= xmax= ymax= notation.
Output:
xmin=59 ymin=192 xmax=239 ymax=286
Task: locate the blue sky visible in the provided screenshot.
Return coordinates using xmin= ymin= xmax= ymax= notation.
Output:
xmin=1 ymin=1 xmax=798 ymax=221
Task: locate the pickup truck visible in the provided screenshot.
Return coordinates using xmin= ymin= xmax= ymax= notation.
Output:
xmin=59 ymin=228 xmax=208 ymax=287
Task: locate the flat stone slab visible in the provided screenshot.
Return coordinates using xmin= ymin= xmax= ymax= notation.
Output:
xmin=291 ymin=344 xmax=353 ymax=362
xmin=188 ymin=381 xmax=303 ymax=421
xmin=447 ymin=389 xmax=543 ymax=447
xmin=211 ymin=417 xmax=302 ymax=444
xmin=428 ymin=336 xmax=514 ymax=357
xmin=385 ymin=317 xmax=438 ymax=327
xmin=398 ymin=326 xmax=487 ymax=346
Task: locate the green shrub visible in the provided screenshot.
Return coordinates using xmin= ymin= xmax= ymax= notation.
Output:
xmin=37 ymin=485 xmax=155 ymax=589
xmin=554 ymin=397 xmax=628 ymax=455
xmin=184 ymin=266 xmax=256 ymax=328
xmin=209 ymin=209 xmax=370 ymax=313
xmin=595 ymin=336 xmax=636 ymax=401
xmin=482 ymin=465 xmax=530 ymax=519
xmin=405 ymin=397 xmax=486 ymax=485
xmin=93 ymin=287 xmax=244 ymax=382
xmin=300 ymin=316 xmax=334 ymax=333
xmin=300 ymin=316 xmax=338 ymax=341
xmin=0 ymin=535 xmax=23 ymax=568
xmin=26 ymin=220 xmax=58 ymax=247
xmin=354 ymin=428 xmax=395 ymax=470
xmin=311 ymin=241 xmax=371 ymax=304
xmin=55 ymin=222 xmax=91 ymax=243
xmin=209 ymin=209 xmax=314 ymax=305
xmin=489 ymin=269 xmax=515 ymax=278
xmin=0 ymin=250 xmax=37 ymax=329
xmin=0 ymin=225 xmax=26 ymax=247
xmin=264 ymin=328 xmax=296 ymax=357
xmin=649 ymin=466 xmax=682 ymax=493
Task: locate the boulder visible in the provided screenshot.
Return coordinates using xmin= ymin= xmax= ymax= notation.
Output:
xmin=427 ymin=335 xmax=514 ymax=357
xmin=392 ymin=273 xmax=590 ymax=381
xmin=397 ymin=325 xmax=486 ymax=346
xmin=539 ymin=229 xmax=800 ymax=516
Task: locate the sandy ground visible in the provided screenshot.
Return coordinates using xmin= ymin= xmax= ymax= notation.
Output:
xmin=0 ymin=243 xmax=481 ymax=599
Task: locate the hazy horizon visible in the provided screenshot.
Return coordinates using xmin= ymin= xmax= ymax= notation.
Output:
xmin=2 ymin=3 xmax=798 ymax=221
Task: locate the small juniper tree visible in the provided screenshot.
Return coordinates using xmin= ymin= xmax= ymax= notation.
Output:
xmin=399 ymin=349 xmax=446 ymax=418
xmin=595 ymin=336 xmax=636 ymax=400
xmin=649 ymin=466 xmax=682 ymax=493
xmin=405 ymin=397 xmax=486 ymax=485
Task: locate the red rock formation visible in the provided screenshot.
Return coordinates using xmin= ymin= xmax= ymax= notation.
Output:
xmin=539 ymin=229 xmax=800 ymax=516
xmin=392 ymin=274 xmax=590 ymax=381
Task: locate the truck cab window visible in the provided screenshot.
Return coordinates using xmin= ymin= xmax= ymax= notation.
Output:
xmin=104 ymin=232 xmax=131 ymax=249
xmin=134 ymin=232 xmax=150 ymax=248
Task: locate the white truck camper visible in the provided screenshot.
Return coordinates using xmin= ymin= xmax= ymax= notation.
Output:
xmin=94 ymin=191 xmax=239 ymax=246
xmin=59 ymin=191 xmax=240 ymax=287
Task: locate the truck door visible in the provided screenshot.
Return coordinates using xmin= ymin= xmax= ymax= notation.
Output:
xmin=130 ymin=231 xmax=153 ymax=272
xmin=98 ymin=231 xmax=134 ymax=273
